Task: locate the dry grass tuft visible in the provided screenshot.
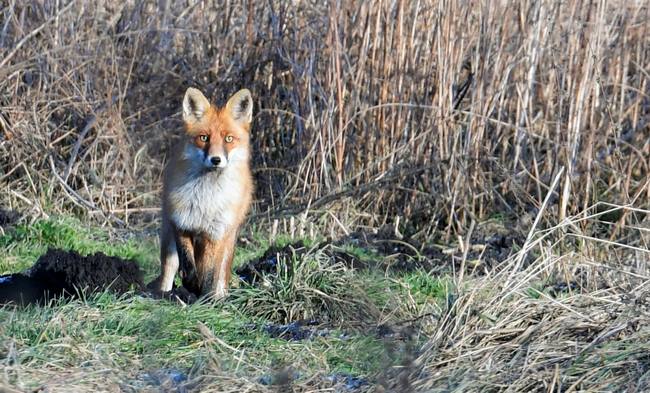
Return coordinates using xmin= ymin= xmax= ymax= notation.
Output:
xmin=387 ymin=204 xmax=650 ymax=392
xmin=230 ymin=242 xmax=388 ymax=324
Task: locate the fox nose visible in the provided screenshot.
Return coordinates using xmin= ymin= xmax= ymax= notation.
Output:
xmin=210 ymin=156 xmax=221 ymax=166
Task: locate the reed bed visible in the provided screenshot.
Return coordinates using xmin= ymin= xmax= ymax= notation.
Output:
xmin=0 ymin=0 xmax=646 ymax=235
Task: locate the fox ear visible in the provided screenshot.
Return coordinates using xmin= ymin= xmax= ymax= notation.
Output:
xmin=182 ymin=87 xmax=211 ymax=124
xmin=225 ymin=89 xmax=253 ymax=126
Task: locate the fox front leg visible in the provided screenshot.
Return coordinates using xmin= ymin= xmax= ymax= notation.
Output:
xmin=148 ymin=222 xmax=179 ymax=292
xmin=174 ymin=229 xmax=201 ymax=295
xmin=195 ymin=231 xmax=236 ymax=299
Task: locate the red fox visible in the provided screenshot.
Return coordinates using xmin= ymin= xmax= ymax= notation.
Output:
xmin=149 ymin=87 xmax=254 ymax=299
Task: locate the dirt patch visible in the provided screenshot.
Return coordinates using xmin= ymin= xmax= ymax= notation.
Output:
xmin=133 ymin=368 xmax=188 ymax=392
xmin=337 ymin=224 xmax=525 ymax=274
xmin=263 ymin=321 xmax=320 ymax=341
xmin=253 ymin=320 xmax=327 ymax=341
xmin=0 ymin=208 xmax=19 ymax=226
xmin=257 ymin=369 xmax=369 ymax=391
xmin=0 ymin=248 xmax=144 ymax=306
xmin=323 ymin=372 xmax=369 ymax=391
xmin=236 ymin=225 xmax=523 ymax=283
xmin=251 ymin=319 xmax=414 ymax=343
xmin=147 ymin=285 xmax=198 ymax=305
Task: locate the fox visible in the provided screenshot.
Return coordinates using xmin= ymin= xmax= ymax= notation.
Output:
xmin=149 ymin=87 xmax=254 ymax=299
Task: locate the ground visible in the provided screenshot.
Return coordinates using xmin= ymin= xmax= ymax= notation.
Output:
xmin=1 ymin=213 xmax=648 ymax=392
xmin=0 ymin=216 xmax=456 ymax=392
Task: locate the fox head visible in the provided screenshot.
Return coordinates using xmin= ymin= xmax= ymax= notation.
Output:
xmin=181 ymin=87 xmax=253 ymax=171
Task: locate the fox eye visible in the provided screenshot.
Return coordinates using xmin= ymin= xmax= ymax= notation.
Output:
xmin=198 ymin=135 xmax=209 ymax=142
xmin=225 ymin=135 xmax=234 ymax=143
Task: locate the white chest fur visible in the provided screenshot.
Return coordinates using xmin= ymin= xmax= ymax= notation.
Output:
xmin=168 ymin=166 xmax=243 ymax=240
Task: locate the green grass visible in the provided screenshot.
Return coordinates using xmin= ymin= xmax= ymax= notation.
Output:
xmin=0 ymin=217 xmax=158 ymax=276
xmin=402 ymin=270 xmax=454 ymax=303
xmin=0 ymin=217 xmax=446 ymax=390
xmin=1 ymin=295 xmax=386 ymax=388
xmin=338 ymin=243 xmax=381 ymax=262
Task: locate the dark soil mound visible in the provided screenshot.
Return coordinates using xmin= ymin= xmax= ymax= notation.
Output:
xmin=0 ymin=248 xmax=144 ymax=306
xmin=236 ymin=242 xmax=304 ymax=284
xmin=0 ymin=208 xmax=19 ymax=226
xmin=235 ymin=241 xmax=363 ymax=285
xmin=29 ymin=248 xmax=144 ymax=294
xmin=0 ymin=273 xmax=65 ymax=305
